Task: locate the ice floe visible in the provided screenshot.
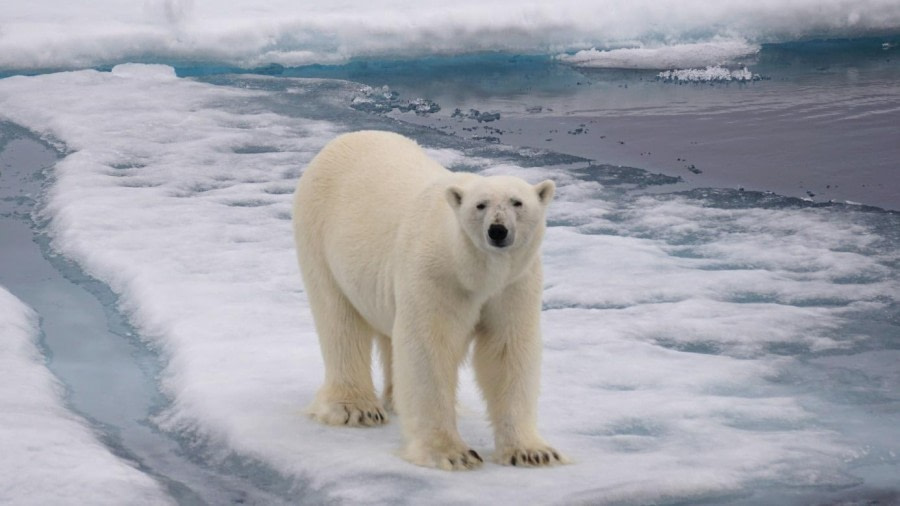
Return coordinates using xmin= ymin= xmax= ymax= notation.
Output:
xmin=0 ymin=65 xmax=897 ymax=504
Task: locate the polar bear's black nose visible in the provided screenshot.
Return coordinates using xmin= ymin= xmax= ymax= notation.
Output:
xmin=488 ymin=224 xmax=508 ymax=243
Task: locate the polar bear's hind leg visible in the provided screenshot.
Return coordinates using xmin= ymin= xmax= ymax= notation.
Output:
xmin=305 ymin=272 xmax=388 ymax=427
xmin=376 ymin=334 xmax=394 ymax=413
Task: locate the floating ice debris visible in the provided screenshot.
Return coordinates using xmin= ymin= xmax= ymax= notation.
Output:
xmin=883 ymin=42 xmax=897 ymax=50
xmin=350 ymin=85 xmax=440 ymax=115
xmin=409 ymin=97 xmax=441 ymax=115
xmin=451 ymin=108 xmax=500 ymax=122
xmin=657 ymin=66 xmax=763 ymax=83
xmin=349 ymin=88 xmax=391 ymax=113
xmin=381 ymin=85 xmax=398 ymax=100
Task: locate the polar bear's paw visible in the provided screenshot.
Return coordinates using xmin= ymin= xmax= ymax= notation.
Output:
xmin=307 ymin=397 xmax=388 ymax=427
xmin=494 ymin=444 xmax=567 ymax=467
xmin=404 ymin=440 xmax=484 ymax=471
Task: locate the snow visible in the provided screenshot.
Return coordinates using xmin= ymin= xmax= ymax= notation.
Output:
xmin=557 ymin=40 xmax=760 ymax=70
xmin=1 ymin=65 xmax=897 ymax=503
xmin=2 ymin=1 xmax=900 ymax=69
xmin=0 ymin=286 xmax=173 ymax=505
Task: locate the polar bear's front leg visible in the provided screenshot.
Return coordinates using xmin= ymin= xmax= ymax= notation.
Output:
xmin=392 ymin=312 xmax=483 ymax=471
xmin=474 ymin=271 xmax=567 ymax=467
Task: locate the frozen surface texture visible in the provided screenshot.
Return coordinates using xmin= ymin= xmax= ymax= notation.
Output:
xmin=0 ymin=286 xmax=172 ymax=505
xmin=656 ymin=66 xmax=761 ymax=82
xmin=2 ymin=1 xmax=900 ymax=69
xmin=557 ymin=40 xmax=761 ymax=69
xmin=0 ymin=66 xmax=897 ymax=504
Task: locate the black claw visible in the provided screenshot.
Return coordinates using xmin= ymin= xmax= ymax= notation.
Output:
xmin=343 ymin=406 xmax=351 ymax=425
xmin=469 ymin=449 xmax=483 ymax=463
xmin=461 ymin=455 xmax=469 ymax=466
xmin=551 ymin=451 xmax=560 ymax=461
xmin=510 ymin=455 xmax=517 ymax=466
xmin=542 ymin=452 xmax=550 ymax=464
xmin=528 ymin=452 xmax=538 ymax=465
xmin=448 ymin=458 xmax=456 ymax=467
xmin=357 ymin=412 xmax=365 ymax=424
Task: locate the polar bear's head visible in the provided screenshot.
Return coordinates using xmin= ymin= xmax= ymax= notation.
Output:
xmin=445 ymin=176 xmax=555 ymax=252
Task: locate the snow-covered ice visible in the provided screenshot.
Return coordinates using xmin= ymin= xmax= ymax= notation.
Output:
xmin=0 ymin=286 xmax=173 ymax=505
xmin=1 ymin=65 xmax=897 ymax=504
xmin=557 ymin=40 xmax=760 ymax=70
xmin=2 ymin=1 xmax=900 ymax=69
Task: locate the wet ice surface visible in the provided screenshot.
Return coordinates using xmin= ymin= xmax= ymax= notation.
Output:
xmin=0 ymin=64 xmax=898 ymax=504
xmin=0 ymin=123 xmax=324 ymax=505
xmin=0 ymin=289 xmax=174 ymax=505
xmin=0 ymin=129 xmax=172 ymax=504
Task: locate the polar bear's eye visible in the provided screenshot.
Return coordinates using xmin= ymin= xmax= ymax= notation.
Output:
xmin=476 ymin=203 xmax=487 ymax=210
xmin=512 ymin=199 xmax=523 ymax=207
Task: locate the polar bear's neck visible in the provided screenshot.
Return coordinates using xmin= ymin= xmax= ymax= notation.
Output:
xmin=447 ymin=224 xmax=539 ymax=301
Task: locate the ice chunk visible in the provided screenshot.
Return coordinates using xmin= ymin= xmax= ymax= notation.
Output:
xmin=351 ymin=85 xmax=440 ymax=115
xmin=558 ymin=40 xmax=760 ymax=70
xmin=111 ymin=63 xmax=178 ymax=80
xmin=451 ymin=108 xmax=501 ymax=122
xmin=657 ymin=65 xmax=762 ymax=83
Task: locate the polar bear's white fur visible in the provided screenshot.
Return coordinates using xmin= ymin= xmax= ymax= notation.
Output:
xmin=293 ymin=131 xmax=565 ymax=470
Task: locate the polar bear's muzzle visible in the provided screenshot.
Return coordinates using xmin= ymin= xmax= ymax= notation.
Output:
xmin=488 ymin=223 xmax=512 ymax=248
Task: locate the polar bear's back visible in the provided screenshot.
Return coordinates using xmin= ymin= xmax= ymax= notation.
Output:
xmin=293 ymin=131 xmax=453 ymax=333
xmin=296 ymin=131 xmax=446 ymax=223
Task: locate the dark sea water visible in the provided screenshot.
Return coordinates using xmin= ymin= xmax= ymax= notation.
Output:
xmin=249 ymin=39 xmax=898 ymax=211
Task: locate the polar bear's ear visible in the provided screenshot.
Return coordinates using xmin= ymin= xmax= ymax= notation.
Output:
xmin=445 ymin=185 xmax=464 ymax=209
xmin=535 ymin=180 xmax=555 ymax=205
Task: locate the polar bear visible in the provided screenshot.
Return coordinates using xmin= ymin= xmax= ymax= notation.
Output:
xmin=292 ymin=131 xmax=565 ymax=470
